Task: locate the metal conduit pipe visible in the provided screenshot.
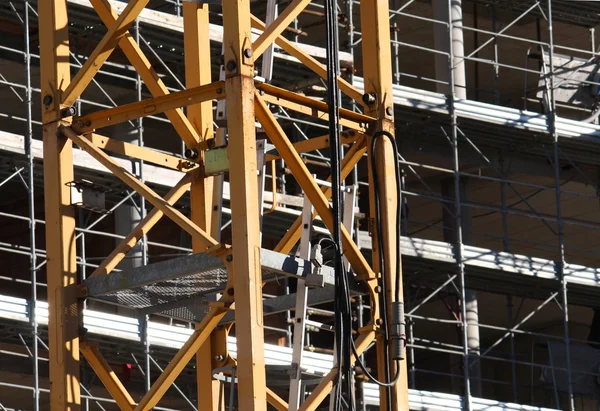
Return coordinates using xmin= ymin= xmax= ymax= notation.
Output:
xmin=441 ymin=177 xmax=482 ymax=398
xmin=435 ymin=0 xmax=480 ymax=399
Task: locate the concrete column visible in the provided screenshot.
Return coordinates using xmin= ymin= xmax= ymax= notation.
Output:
xmin=114 ymin=124 xmax=143 ymax=271
xmin=433 ymin=0 xmax=467 ymax=99
xmin=442 ymin=177 xmax=482 ymax=397
xmin=114 ymin=201 xmax=143 ymax=270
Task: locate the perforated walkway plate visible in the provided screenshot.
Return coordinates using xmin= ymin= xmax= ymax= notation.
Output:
xmin=83 ymin=249 xmax=340 ymax=322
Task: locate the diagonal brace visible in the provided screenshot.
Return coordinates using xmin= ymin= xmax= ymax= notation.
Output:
xmin=266 ymin=387 xmax=289 ymax=411
xmin=135 ymin=302 xmax=228 ymax=410
xmin=252 ymin=0 xmax=311 ymax=58
xmin=89 ymin=172 xmax=196 ymax=278
xmin=83 ymin=133 xmax=194 ymax=171
xmin=251 ymin=15 xmax=364 ymax=103
xmin=275 ymin=136 xmax=366 ymax=254
xmin=80 ymin=341 xmax=136 ymax=411
xmin=63 ymin=0 xmax=151 ymax=106
xmin=90 ymin=0 xmax=203 ymax=148
xmin=61 ymin=126 xmax=219 ymax=251
xmin=298 ymin=331 xmax=376 ymax=411
xmin=254 ymin=93 xmax=373 ymax=278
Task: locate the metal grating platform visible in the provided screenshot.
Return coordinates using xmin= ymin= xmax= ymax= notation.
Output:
xmin=84 ymin=248 xmax=338 ymax=321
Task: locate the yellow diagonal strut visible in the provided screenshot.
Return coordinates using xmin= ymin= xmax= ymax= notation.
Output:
xmin=254 ymin=92 xmax=374 ymax=279
xmin=90 ymin=0 xmax=204 ymax=148
xmin=62 ymin=0 xmax=151 ymax=106
xmin=89 ymin=172 xmax=196 ymax=278
xmin=60 ymin=126 xmax=219 ymax=251
xmin=80 ymin=342 xmax=136 ymax=411
xmin=135 ymin=303 xmax=229 ymax=410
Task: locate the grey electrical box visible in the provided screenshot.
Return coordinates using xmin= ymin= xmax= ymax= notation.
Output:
xmin=68 ymin=179 xmax=110 ymax=214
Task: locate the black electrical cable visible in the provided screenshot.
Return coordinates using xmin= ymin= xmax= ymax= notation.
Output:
xmin=323 ymin=0 xmax=354 ymax=408
xmin=318 ymin=129 xmax=405 ymax=396
xmin=370 ymin=130 xmax=402 ymax=306
xmin=351 ymin=129 xmax=403 ymax=396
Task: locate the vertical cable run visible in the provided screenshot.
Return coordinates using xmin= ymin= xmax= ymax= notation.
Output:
xmin=324 ymin=0 xmax=352 ymax=408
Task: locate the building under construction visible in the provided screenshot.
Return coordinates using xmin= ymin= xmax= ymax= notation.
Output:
xmin=1 ymin=0 xmax=600 ymax=410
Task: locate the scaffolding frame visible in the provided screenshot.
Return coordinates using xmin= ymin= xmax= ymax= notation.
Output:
xmin=2 ymin=0 xmax=600 ymax=410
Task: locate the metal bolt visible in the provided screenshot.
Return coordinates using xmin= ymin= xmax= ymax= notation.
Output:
xmin=362 ymin=93 xmax=376 ymax=105
xmin=43 ymin=95 xmax=53 ymax=106
xmin=226 ymin=254 xmax=233 ymax=262
xmin=61 ymin=106 xmax=77 ymax=118
xmin=215 ymin=354 xmax=225 ymax=362
xmin=243 ymin=48 xmax=253 ymax=58
xmin=216 ymin=88 xmax=222 ymax=94
xmin=386 ymin=106 xmax=394 ymax=116
xmin=184 ymin=148 xmax=199 ymax=159
xmin=85 ymin=121 xmax=91 ymax=127
xmin=375 ymin=285 xmax=382 ymax=293
xmin=226 ymin=60 xmax=237 ymax=72
xmin=227 ymin=288 xmax=234 ymax=296
xmin=376 ymin=318 xmax=384 ymax=326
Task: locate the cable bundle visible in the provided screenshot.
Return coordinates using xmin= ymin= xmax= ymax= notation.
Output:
xmin=322 ymin=0 xmax=353 ymax=408
xmin=323 ymin=0 xmax=403 ymax=407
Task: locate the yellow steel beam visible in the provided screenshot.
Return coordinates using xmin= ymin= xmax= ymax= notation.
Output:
xmin=265 ymin=132 xmax=361 ymax=162
xmin=361 ymin=0 xmax=408 ymax=408
xmin=80 ymin=342 xmax=136 ymax=411
xmin=222 ymin=0 xmax=267 ymax=407
xmin=266 ymin=387 xmax=288 ymax=411
xmin=252 ymin=0 xmax=311 ymax=58
xmin=250 ymin=15 xmax=364 ymax=103
xmin=183 ymin=3 xmax=219 ymax=410
xmin=89 ymin=172 xmax=195 ymax=278
xmin=197 ymin=340 xmax=220 ymax=411
xmin=184 ymin=2 xmax=215 ymax=145
xmin=135 ymin=303 xmax=228 ymax=410
xmin=73 ymin=82 xmax=224 ymax=134
xmin=298 ymin=331 xmax=376 ymax=411
xmin=257 ymin=82 xmax=374 ymax=128
xmin=39 ymin=1 xmax=80 ymax=409
xmin=255 ymin=93 xmax=373 ymax=278
xmin=83 ymin=133 xmax=193 ymax=171
xmin=62 ymin=0 xmax=151 ymax=106
xmin=261 ymin=93 xmax=366 ymax=132
xmin=90 ymin=0 xmax=203 ymax=148
xmin=274 ymin=136 xmax=366 ymax=254
xmin=61 ymin=126 xmax=219 ymax=250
